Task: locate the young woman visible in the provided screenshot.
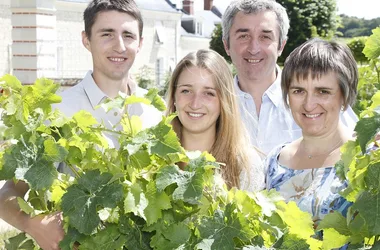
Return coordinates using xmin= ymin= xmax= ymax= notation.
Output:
xmin=166 ymin=49 xmax=264 ymax=192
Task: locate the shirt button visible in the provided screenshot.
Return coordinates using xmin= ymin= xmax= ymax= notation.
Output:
xmin=114 ymin=112 xmax=118 ymax=116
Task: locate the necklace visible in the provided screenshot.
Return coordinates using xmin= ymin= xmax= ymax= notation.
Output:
xmin=302 ymin=139 xmax=343 ymax=159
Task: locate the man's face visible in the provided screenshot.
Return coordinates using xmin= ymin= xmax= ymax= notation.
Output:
xmin=224 ymin=11 xmax=285 ymax=83
xmin=82 ymin=10 xmax=142 ymax=82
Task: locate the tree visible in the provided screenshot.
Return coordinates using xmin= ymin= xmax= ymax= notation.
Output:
xmin=209 ymin=24 xmax=231 ymax=63
xmin=277 ymin=0 xmax=340 ymax=63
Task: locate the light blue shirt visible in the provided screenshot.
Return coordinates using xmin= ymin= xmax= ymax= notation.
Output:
xmin=235 ymin=68 xmax=358 ymax=155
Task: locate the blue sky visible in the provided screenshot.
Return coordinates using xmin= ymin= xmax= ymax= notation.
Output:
xmin=214 ymin=0 xmax=380 ymax=20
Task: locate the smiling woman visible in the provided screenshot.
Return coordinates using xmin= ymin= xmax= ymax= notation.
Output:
xmin=166 ymin=49 xmax=265 ymax=192
xmin=265 ymin=38 xmax=359 ymax=230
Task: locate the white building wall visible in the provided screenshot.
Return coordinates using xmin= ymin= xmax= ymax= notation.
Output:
xmin=179 ymin=35 xmax=210 ymax=60
xmin=0 ymin=0 xmax=12 ymax=76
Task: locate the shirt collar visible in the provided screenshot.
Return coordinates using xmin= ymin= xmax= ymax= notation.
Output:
xmin=234 ymin=65 xmax=283 ymax=108
xmin=82 ymin=71 xmax=108 ymax=109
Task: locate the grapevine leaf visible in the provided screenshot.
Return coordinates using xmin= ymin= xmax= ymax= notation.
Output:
xmin=151 ymin=223 xmax=191 ymax=250
xmin=61 ymin=170 xmax=123 ymax=235
xmin=352 ymin=191 xmax=380 ymax=235
xmin=370 ymin=92 xmax=380 ymax=110
xmin=149 ymin=121 xmax=183 ymax=157
xmin=364 ymin=162 xmax=380 ymax=192
xmin=43 ymin=138 xmax=68 ymax=162
xmin=24 ymin=158 xmax=58 ymax=190
xmin=363 ymin=27 xmax=380 ymax=60
xmin=196 ymin=204 xmax=253 ymax=250
xmin=72 ymin=110 xmax=98 ymax=132
xmin=119 ymin=216 xmax=152 ymax=250
xmin=275 ymin=201 xmax=314 ymax=239
xmin=4 ymin=232 xmax=36 ymax=250
xmin=276 ymin=234 xmax=309 ymax=250
xmin=156 ymin=165 xmax=204 ymax=204
xmin=317 ymin=212 xmax=350 ymax=235
xmin=321 ymin=228 xmax=349 ymax=249
xmin=129 ymin=150 xmax=151 ymax=169
xmin=355 ymin=114 xmax=380 ymax=153
xmin=124 ymin=182 xmax=148 ymax=220
xmin=17 ymin=197 xmax=34 ymax=215
xmin=79 ymin=224 xmax=127 ymax=250
xmin=59 ymin=227 xmax=85 ymax=250
xmin=144 ymin=88 xmax=166 ymax=112
xmin=144 ymin=181 xmax=172 ymax=225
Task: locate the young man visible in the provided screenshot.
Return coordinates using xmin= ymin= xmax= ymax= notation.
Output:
xmin=0 ymin=1 xmax=160 ymax=249
xmin=222 ymin=0 xmax=358 ymax=155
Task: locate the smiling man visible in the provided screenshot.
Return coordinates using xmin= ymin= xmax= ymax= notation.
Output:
xmin=222 ymin=0 xmax=358 ymax=156
xmin=0 ymin=1 xmax=161 ymax=249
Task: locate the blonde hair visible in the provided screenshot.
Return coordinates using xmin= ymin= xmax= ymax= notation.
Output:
xmin=166 ymin=49 xmax=251 ymax=189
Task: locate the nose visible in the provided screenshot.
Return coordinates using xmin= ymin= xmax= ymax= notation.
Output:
xmin=303 ymin=93 xmax=317 ymax=112
xmin=113 ymin=35 xmax=126 ymax=53
xmin=189 ymin=93 xmax=202 ymax=110
xmin=247 ymin=38 xmax=260 ymax=55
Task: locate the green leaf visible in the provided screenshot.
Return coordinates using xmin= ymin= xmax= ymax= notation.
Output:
xmin=370 ymin=91 xmax=380 ymax=110
xmin=61 ymin=170 xmax=123 ymax=235
xmin=59 ymin=227 xmax=85 ymax=250
xmin=317 ymin=212 xmax=350 ymax=235
xmin=144 ymin=181 xmax=172 ymax=225
xmin=72 ymin=110 xmax=98 ymax=132
xmin=277 ymin=234 xmax=310 ymax=250
xmin=352 ymin=191 xmax=380 ymax=235
xmin=363 ymin=27 xmax=380 ymax=60
xmin=355 ymin=113 xmax=380 ymax=153
xmin=124 ymin=182 xmax=148 ymax=220
xmin=79 ymin=224 xmax=127 ymax=250
xmin=321 ymin=228 xmax=349 ymax=250
xmin=156 ymin=165 xmax=204 ymax=204
xmin=119 ymin=216 xmax=152 ymax=250
xmin=43 ymin=138 xmax=68 ymax=162
xmin=151 ymin=223 xmax=192 ymax=250
xmin=196 ymin=204 xmax=253 ymax=250
xmin=144 ymin=88 xmax=166 ymax=112
xmin=148 ymin=121 xmax=183 ymax=158
xmin=364 ymin=162 xmax=380 ymax=192
xmin=4 ymin=232 xmax=36 ymax=250
xmin=24 ymin=158 xmax=58 ymax=190
xmin=17 ymin=197 xmax=34 ymax=215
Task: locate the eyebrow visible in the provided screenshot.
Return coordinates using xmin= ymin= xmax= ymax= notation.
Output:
xmin=234 ymin=28 xmax=250 ymax=34
xmin=289 ymin=86 xmax=334 ymax=90
xmin=177 ymin=84 xmax=216 ymax=90
xmin=97 ymin=28 xmax=136 ymax=37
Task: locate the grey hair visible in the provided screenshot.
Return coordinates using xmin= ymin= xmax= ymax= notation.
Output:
xmin=222 ymin=0 xmax=289 ymax=50
xmin=281 ymin=38 xmax=358 ymax=110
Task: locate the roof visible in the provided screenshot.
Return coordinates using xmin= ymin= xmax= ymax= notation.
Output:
xmin=58 ymin=0 xmax=178 ymax=13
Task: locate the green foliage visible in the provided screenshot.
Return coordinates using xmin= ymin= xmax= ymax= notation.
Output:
xmin=209 ymin=24 xmax=230 ymax=64
xmin=0 ymin=75 xmax=321 ymax=249
xmin=135 ymin=65 xmax=155 ymax=90
xmin=277 ymin=0 xmax=340 ymax=63
xmin=339 ymin=14 xmax=380 ymax=38
xmin=318 ymin=30 xmax=380 ymax=248
xmin=353 ymin=28 xmax=380 ymax=115
xmin=347 ymin=37 xmax=368 ymax=64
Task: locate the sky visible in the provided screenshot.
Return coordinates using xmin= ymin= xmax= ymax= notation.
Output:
xmin=213 ymin=0 xmax=380 ymax=20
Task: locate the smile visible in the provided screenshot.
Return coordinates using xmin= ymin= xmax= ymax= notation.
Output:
xmin=304 ymin=113 xmax=321 ymax=118
xmin=188 ymin=112 xmax=204 ymax=118
xmin=109 ymin=57 xmax=126 ymax=62
xmin=246 ymin=59 xmax=261 ymax=63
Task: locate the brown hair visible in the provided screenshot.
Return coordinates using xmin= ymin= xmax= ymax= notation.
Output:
xmin=166 ymin=49 xmax=252 ymax=188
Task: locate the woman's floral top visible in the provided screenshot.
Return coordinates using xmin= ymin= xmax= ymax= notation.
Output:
xmin=265 ymin=144 xmax=351 ymax=226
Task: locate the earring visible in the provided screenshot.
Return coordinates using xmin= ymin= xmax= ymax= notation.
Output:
xmin=341 ymin=105 xmax=344 ymax=111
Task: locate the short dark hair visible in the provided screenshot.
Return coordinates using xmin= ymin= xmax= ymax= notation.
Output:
xmin=281 ymin=38 xmax=358 ymax=110
xmin=83 ymin=0 xmax=143 ymax=39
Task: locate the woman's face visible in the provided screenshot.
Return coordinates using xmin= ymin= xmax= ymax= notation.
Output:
xmin=174 ymin=66 xmax=221 ymax=136
xmin=288 ymin=71 xmax=344 ymax=137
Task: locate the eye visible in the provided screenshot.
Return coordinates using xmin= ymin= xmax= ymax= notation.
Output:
xmin=180 ymin=89 xmax=190 ymax=94
xmin=238 ymin=34 xmax=249 ymax=40
xmin=319 ymin=89 xmax=331 ymax=95
xmin=292 ymin=89 xmax=303 ymax=94
xmin=205 ymin=91 xmax=216 ymax=97
xmin=101 ymin=33 xmax=111 ymax=37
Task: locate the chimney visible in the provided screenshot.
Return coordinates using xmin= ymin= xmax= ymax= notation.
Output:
xmin=183 ymin=0 xmax=194 ymax=15
xmin=204 ymin=0 xmax=213 ymax=10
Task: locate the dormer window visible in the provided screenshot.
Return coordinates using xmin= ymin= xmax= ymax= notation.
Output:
xmin=155 ymin=21 xmax=166 ymax=44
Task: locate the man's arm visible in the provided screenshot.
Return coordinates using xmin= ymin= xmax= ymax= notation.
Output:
xmin=0 ymin=181 xmax=64 ymax=250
